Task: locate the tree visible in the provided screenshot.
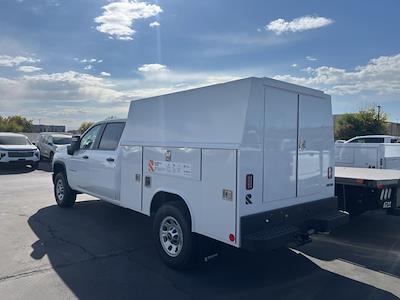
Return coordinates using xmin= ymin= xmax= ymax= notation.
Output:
xmin=78 ymin=121 xmax=94 ymax=134
xmin=0 ymin=115 xmax=33 ymax=132
xmin=335 ymin=105 xmax=388 ymax=140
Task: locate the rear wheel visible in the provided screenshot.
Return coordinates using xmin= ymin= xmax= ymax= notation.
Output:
xmin=54 ymin=172 xmax=76 ymax=208
xmin=153 ymin=202 xmax=197 ymax=269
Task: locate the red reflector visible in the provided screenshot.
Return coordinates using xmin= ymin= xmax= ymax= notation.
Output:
xmin=229 ymin=234 xmax=235 ymax=242
xmin=246 ymin=174 xmax=253 ymax=190
xmin=377 ymin=184 xmax=384 ymax=189
xmin=356 ymin=179 xmax=364 ymax=184
xmin=327 ymin=167 xmax=333 ymax=179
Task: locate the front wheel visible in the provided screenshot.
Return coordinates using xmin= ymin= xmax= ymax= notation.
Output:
xmin=54 ymin=172 xmax=76 ymax=208
xmin=153 ymin=202 xmax=197 ymax=269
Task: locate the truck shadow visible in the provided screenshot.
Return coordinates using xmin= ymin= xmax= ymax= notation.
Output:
xmin=297 ymin=210 xmax=400 ymax=278
xmin=27 ymin=201 xmax=397 ymax=300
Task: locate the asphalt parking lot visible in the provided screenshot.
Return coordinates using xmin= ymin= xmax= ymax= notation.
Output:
xmin=0 ymin=163 xmax=399 ymax=300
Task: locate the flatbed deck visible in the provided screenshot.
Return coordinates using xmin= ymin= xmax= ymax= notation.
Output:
xmin=335 ymin=167 xmax=400 ymax=188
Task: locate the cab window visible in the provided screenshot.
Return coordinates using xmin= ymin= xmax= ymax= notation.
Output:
xmin=80 ymin=125 xmax=101 ymax=150
xmin=98 ymin=122 xmax=125 ymax=151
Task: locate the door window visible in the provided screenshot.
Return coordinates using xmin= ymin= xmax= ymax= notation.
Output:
xmin=80 ymin=125 xmax=101 ymax=150
xmin=98 ymin=122 xmax=125 ymax=150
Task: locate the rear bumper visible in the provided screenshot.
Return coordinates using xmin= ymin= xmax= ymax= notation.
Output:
xmin=240 ymin=197 xmax=348 ymax=252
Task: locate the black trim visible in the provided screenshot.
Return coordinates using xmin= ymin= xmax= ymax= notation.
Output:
xmin=240 ymin=197 xmax=348 ymax=251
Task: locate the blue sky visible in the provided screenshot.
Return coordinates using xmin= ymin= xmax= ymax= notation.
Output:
xmin=0 ymin=0 xmax=399 ymax=129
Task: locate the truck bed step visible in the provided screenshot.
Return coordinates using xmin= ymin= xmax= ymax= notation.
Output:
xmin=312 ymin=210 xmax=349 ymax=232
xmin=243 ymin=224 xmax=300 ymax=251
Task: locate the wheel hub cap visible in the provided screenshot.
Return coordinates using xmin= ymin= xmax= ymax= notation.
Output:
xmin=159 ymin=216 xmax=183 ymax=257
xmin=56 ymin=179 xmax=64 ymax=201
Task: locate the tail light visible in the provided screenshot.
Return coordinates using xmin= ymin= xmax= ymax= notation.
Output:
xmin=327 ymin=167 xmax=333 ymax=179
xmin=246 ymin=174 xmax=253 ymax=190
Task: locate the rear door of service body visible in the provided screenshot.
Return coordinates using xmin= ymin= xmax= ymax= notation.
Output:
xmin=263 ymin=87 xmax=333 ymax=203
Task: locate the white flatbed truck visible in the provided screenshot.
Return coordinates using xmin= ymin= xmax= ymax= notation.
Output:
xmin=52 ymin=77 xmax=348 ymax=268
xmin=335 ymin=167 xmax=400 ymax=216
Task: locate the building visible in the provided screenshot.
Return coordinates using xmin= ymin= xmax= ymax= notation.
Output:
xmin=333 ymin=114 xmax=400 ymax=136
xmin=32 ymin=124 xmax=66 ymax=133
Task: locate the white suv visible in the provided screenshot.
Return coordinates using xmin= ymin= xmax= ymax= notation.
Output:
xmin=37 ymin=133 xmax=72 ymax=161
xmin=0 ymin=132 xmax=40 ymax=168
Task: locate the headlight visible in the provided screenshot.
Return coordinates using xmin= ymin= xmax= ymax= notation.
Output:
xmin=34 ymin=150 xmax=40 ymax=157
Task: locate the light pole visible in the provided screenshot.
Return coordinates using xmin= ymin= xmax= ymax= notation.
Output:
xmin=377 ymin=105 xmax=381 ymax=121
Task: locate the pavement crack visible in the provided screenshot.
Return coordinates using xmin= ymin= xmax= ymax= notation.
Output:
xmin=30 ymin=215 xmax=96 ymax=258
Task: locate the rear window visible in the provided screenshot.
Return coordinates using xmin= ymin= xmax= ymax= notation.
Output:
xmin=0 ymin=136 xmax=30 ymax=145
xmin=349 ymin=138 xmax=384 ymax=143
xmin=53 ymin=137 xmax=72 ymax=145
xmin=98 ymin=123 xmax=125 ymax=150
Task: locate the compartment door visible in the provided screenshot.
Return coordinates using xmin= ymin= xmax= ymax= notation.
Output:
xmin=263 ymin=87 xmax=298 ymax=203
xmin=297 ymin=94 xmax=333 ymax=197
xmin=120 ymin=146 xmax=143 ymax=211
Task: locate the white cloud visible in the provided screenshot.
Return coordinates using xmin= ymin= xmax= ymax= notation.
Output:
xmin=274 ymin=53 xmax=400 ymax=95
xmin=100 ymin=71 xmax=111 ymax=77
xmin=291 ymin=63 xmax=298 ymax=68
xmin=17 ymin=66 xmax=42 ymax=73
xmin=0 ymin=71 xmax=127 ymax=104
xmin=265 ymin=16 xmax=333 ymax=35
xmin=306 ymin=56 xmax=318 ymax=61
xmin=80 ymin=58 xmax=102 ymax=64
xmin=0 ymin=55 xmax=40 ymax=67
xmin=84 ymin=64 xmax=93 ymax=70
xmin=138 ymin=63 xmax=169 ymax=74
xmin=149 ymin=21 xmax=160 ymax=28
xmin=95 ymin=0 xmax=162 ymax=41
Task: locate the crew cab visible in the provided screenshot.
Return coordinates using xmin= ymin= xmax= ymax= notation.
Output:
xmin=0 ymin=132 xmax=40 ymax=168
xmin=52 ymin=77 xmax=348 ymax=268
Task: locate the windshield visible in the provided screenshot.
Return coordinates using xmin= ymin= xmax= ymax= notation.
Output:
xmin=53 ymin=137 xmax=72 ymax=145
xmin=0 ymin=136 xmax=31 ymax=145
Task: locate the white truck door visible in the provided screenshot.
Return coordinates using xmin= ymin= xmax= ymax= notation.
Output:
xmin=263 ymin=87 xmax=298 ymax=202
xmin=120 ymin=146 xmax=143 ymax=210
xmin=68 ymin=124 xmax=103 ymax=191
xmin=297 ymin=94 xmax=333 ymax=197
xmin=86 ymin=122 xmax=125 ymax=200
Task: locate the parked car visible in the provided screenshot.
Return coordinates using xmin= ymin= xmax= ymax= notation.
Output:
xmin=345 ymin=135 xmax=400 ymax=144
xmin=37 ymin=133 xmax=72 ymax=161
xmin=0 ymin=132 xmax=40 ymax=168
xmin=52 ymin=77 xmax=347 ymax=269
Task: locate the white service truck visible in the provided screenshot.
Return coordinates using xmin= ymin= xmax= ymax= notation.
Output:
xmin=336 ymin=142 xmax=400 ymax=170
xmin=52 ymin=77 xmax=348 ymax=268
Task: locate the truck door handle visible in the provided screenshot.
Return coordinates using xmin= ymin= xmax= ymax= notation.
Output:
xmin=106 ymin=157 xmax=115 ymax=162
xmin=82 ymin=155 xmax=89 ymax=159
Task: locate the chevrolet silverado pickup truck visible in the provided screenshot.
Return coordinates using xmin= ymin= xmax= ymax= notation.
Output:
xmin=52 ymin=77 xmax=348 ymax=268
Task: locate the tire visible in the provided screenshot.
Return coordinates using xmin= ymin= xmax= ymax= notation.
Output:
xmin=153 ymin=201 xmax=197 ymax=269
xmin=54 ymin=172 xmax=76 ymax=208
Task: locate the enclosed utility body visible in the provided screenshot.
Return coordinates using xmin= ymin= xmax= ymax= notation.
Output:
xmin=119 ymin=77 xmax=347 ymax=251
xmin=53 ymin=77 xmax=347 ymax=268
xmin=335 ymin=143 xmax=400 ymax=170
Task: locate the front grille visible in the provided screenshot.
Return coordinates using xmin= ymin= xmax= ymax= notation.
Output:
xmin=8 ymin=151 xmax=34 ymax=158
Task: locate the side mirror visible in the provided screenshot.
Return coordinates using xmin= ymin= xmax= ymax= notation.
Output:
xmin=67 ymin=135 xmax=80 ymax=155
